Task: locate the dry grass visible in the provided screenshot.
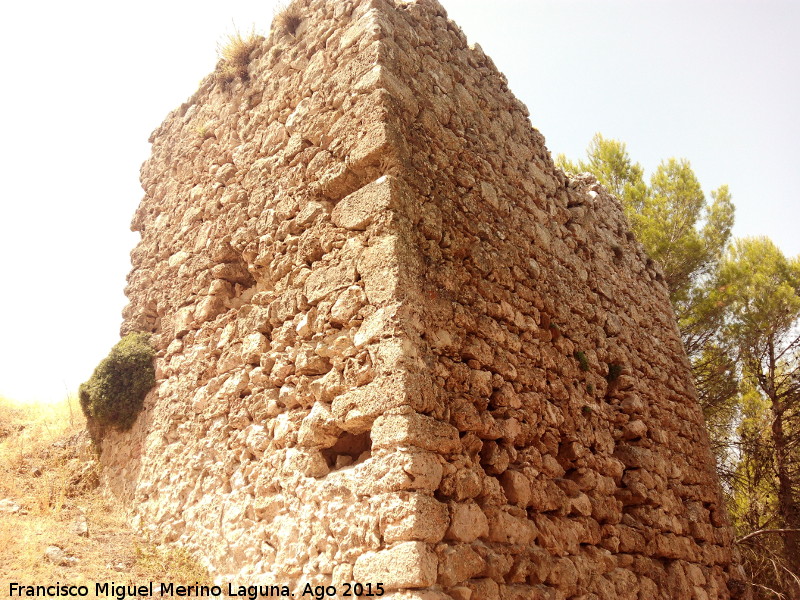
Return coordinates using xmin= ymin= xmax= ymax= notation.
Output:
xmin=0 ymin=396 xmax=210 ymax=591
xmin=0 ymin=395 xmax=86 ymax=503
xmin=134 ymin=545 xmax=211 ymax=584
xmin=195 ymin=122 xmax=216 ymax=140
xmin=215 ymin=29 xmax=262 ymax=86
xmin=274 ymin=3 xmax=303 ymax=37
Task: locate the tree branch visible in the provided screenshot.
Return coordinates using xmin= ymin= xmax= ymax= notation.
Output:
xmin=736 ymin=528 xmax=800 ymax=544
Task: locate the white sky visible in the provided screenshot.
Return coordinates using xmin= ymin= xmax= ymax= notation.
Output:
xmin=1 ymin=0 xmax=798 ymax=403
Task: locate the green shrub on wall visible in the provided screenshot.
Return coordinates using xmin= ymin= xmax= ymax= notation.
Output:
xmin=79 ymin=332 xmax=155 ymax=433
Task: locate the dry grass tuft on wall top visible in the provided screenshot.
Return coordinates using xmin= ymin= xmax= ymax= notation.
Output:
xmin=216 ymin=29 xmax=262 ymax=85
xmin=274 ymin=3 xmax=303 ymax=37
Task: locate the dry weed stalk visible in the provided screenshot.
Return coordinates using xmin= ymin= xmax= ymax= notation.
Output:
xmin=737 ymin=532 xmax=800 ymax=599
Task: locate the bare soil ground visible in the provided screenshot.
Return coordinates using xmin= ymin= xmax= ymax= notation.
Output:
xmin=0 ymin=397 xmax=210 ymax=597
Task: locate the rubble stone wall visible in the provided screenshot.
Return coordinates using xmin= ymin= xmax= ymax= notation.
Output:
xmin=103 ymin=0 xmax=743 ymax=598
xmin=374 ymin=2 xmax=741 ymax=599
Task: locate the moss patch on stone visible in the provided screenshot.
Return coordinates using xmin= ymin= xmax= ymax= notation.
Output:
xmin=573 ymin=350 xmax=590 ymax=372
xmin=607 ymin=362 xmax=623 ymax=382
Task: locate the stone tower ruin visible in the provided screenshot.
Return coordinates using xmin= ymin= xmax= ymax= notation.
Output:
xmin=103 ymin=0 xmax=745 ymax=597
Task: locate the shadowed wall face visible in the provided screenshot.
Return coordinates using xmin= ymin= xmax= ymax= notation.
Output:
xmin=104 ymin=0 xmax=744 ymax=597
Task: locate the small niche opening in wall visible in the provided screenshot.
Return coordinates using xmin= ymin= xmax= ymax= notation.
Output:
xmin=322 ymin=431 xmax=372 ymax=470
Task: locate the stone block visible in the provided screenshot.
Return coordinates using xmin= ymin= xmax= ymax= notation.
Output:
xmin=304 ymin=262 xmax=358 ymax=305
xmin=348 ymin=121 xmax=402 ymax=171
xmin=372 ymin=412 xmax=461 ymax=453
xmin=298 ymin=402 xmax=341 ymax=448
xmin=173 ymin=306 xmax=194 ymax=337
xmin=353 ymin=542 xmax=438 ymax=590
xmin=241 ymin=332 xmax=267 ymax=364
xmin=500 ymin=471 xmax=531 ymax=507
xmin=437 ymin=543 xmax=485 ymax=587
xmin=332 ymin=175 xmax=397 ymax=231
xmin=331 ymin=376 xmax=412 ymax=433
xmin=486 ymin=510 xmax=537 ymax=545
xmin=358 ymin=449 xmax=444 ymax=495
xmin=358 ymin=235 xmax=401 ymax=305
xmin=446 ymin=501 xmax=488 ymax=543
xmin=331 ymin=285 xmax=367 ymax=324
xmin=463 ymin=579 xmax=500 ymax=600
xmin=377 ymin=492 xmax=449 ymax=543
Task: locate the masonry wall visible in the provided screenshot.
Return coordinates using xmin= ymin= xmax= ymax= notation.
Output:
xmin=103 ymin=0 xmax=744 ymax=598
xmin=106 ymin=0 xmax=424 ymax=582
xmin=373 ymin=3 xmax=742 ymax=598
